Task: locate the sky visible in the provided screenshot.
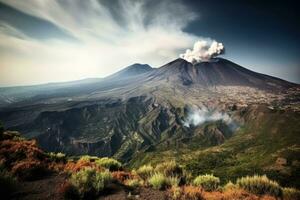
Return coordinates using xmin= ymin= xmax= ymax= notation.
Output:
xmin=0 ymin=0 xmax=299 ymax=87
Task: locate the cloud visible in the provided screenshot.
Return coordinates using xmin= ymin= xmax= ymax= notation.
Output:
xmin=180 ymin=39 xmax=225 ymax=64
xmin=0 ymin=0 xmax=198 ymax=86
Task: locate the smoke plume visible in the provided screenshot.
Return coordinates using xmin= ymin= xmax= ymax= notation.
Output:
xmin=180 ymin=39 xmax=224 ymax=64
xmin=182 ymin=106 xmax=232 ymax=128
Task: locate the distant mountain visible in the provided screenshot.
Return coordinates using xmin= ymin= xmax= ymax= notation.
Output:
xmin=106 ymin=63 xmax=153 ymax=79
xmin=0 ymin=58 xmax=299 ymax=187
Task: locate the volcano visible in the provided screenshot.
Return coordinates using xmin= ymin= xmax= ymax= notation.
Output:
xmin=0 ymin=58 xmax=299 ymax=163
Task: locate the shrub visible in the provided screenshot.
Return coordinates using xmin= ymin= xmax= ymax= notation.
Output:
xmin=182 ymin=185 xmax=204 ymax=200
xmin=95 ymin=157 xmax=122 ymax=171
xmin=223 ymin=181 xmax=238 ymax=191
xmin=48 ymin=152 xmax=66 ymax=163
xmin=282 ymin=187 xmax=300 ymax=200
xmin=78 ymin=155 xmax=99 ymax=162
xmin=112 ymin=171 xmax=133 ymax=183
xmin=65 ymin=159 xmax=103 ymax=172
xmin=168 ymin=186 xmax=182 ymax=200
xmin=193 ymin=174 xmax=220 ymax=191
xmin=168 ymin=176 xmax=180 ymax=187
xmin=155 ymin=161 xmax=183 ymax=177
xmin=236 ymin=175 xmax=282 ymax=197
xmin=136 ymin=165 xmax=154 ymax=180
xmin=70 ymin=168 xmax=112 ymax=198
xmin=148 ymin=173 xmax=169 ymax=190
xmin=0 ymin=168 xmax=17 ymax=199
xmin=11 ymin=160 xmax=50 ymax=181
xmin=125 ymin=179 xmax=141 ymax=189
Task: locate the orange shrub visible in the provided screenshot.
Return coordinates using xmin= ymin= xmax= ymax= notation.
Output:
xmin=64 ymin=159 xmax=103 ymax=172
xmin=169 ymin=186 xmax=204 ymax=200
xmin=112 ymin=171 xmax=133 ymax=183
xmin=11 ymin=159 xmax=50 ymax=180
xmin=182 ymin=186 xmax=204 ymax=200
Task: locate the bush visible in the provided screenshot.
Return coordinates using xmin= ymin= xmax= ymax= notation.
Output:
xmin=169 ymin=186 xmax=182 ymax=200
xmin=236 ymin=175 xmax=282 ymax=197
xmin=95 ymin=157 xmax=122 ymax=171
xmin=223 ymin=181 xmax=238 ymax=191
xmin=155 ymin=161 xmax=183 ymax=177
xmin=193 ymin=174 xmax=220 ymax=191
xmin=168 ymin=176 xmax=180 ymax=187
xmin=125 ymin=179 xmax=141 ymax=189
xmin=48 ymin=152 xmax=67 ymax=163
xmin=282 ymin=187 xmax=300 ymax=200
xmin=11 ymin=160 xmax=50 ymax=181
xmin=112 ymin=171 xmax=133 ymax=183
xmin=148 ymin=173 xmax=169 ymax=190
xmin=182 ymin=186 xmax=204 ymax=200
xmin=0 ymin=168 xmax=17 ymax=199
xmin=136 ymin=165 xmax=154 ymax=180
xmin=70 ymin=168 xmax=112 ymax=198
xmin=78 ymin=155 xmax=99 ymax=162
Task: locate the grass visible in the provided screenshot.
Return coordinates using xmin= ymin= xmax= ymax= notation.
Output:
xmin=282 ymin=187 xmax=300 ymax=200
xmin=193 ymin=174 xmax=220 ymax=191
xmin=69 ymin=168 xmax=112 ymax=198
xmin=155 ymin=161 xmax=183 ymax=177
xmin=136 ymin=165 xmax=154 ymax=180
xmin=148 ymin=173 xmax=169 ymax=190
xmin=236 ymin=175 xmax=282 ymax=197
xmin=95 ymin=157 xmax=122 ymax=171
xmin=124 ymin=179 xmax=141 ymax=189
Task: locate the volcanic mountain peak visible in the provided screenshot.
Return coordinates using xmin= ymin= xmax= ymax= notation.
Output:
xmin=153 ymin=57 xmax=296 ymax=90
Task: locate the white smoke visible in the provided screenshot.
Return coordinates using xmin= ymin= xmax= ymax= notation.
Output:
xmin=182 ymin=106 xmax=232 ymax=128
xmin=180 ymin=39 xmax=224 ymax=64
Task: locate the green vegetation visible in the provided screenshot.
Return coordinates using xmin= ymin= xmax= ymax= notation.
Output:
xmin=125 ymin=179 xmax=141 ymax=189
xmin=155 ymin=160 xmax=183 ymax=177
xmin=69 ymin=168 xmax=112 ymax=198
xmin=136 ymin=165 xmax=154 ymax=180
xmin=167 ymin=176 xmax=180 ymax=187
xmin=193 ymin=174 xmax=220 ymax=191
xmin=148 ymin=173 xmax=169 ymax=190
xmin=48 ymin=152 xmax=67 ymax=162
xmin=236 ymin=175 xmax=282 ymax=197
xmin=282 ymin=187 xmax=300 ymax=200
xmin=130 ymin=108 xmax=300 ymax=188
xmin=95 ymin=157 xmax=122 ymax=171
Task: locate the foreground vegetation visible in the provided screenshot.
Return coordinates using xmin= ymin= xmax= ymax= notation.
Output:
xmin=0 ymin=128 xmax=299 ymax=199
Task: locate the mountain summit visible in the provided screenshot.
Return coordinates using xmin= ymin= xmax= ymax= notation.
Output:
xmin=150 ymin=58 xmax=295 ymax=90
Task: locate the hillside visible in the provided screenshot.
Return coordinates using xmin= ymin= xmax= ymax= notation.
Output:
xmin=1 ymin=130 xmax=299 ymax=200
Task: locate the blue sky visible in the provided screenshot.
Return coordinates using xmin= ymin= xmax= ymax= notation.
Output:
xmin=0 ymin=0 xmax=299 ymax=86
